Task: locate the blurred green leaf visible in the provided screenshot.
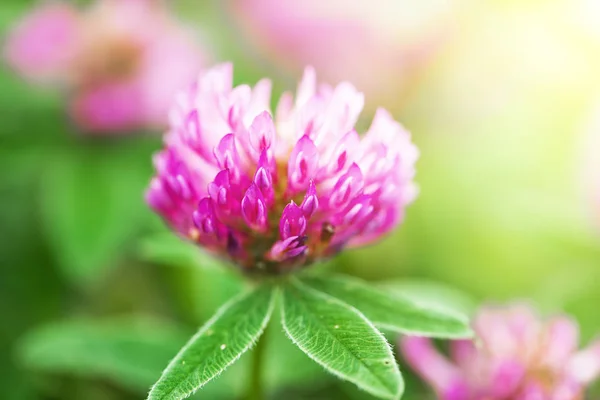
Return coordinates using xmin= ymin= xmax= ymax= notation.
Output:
xmin=138 ymin=231 xmax=224 ymax=270
xmin=148 ymin=284 xmax=276 ymax=400
xmin=302 ymin=275 xmax=472 ymax=339
xmin=189 ymin=354 xmax=250 ymax=400
xmin=41 ymin=139 xmax=157 ymax=285
xmin=16 ymin=316 xmax=189 ymax=392
xmin=138 ymin=231 xmax=246 ymax=322
xmin=377 ymin=280 xmax=477 ymax=320
xmin=280 ymin=279 xmax=403 ymax=400
xmin=0 ymin=69 xmax=62 ymax=116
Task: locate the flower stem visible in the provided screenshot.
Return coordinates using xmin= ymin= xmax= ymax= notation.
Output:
xmin=248 ymin=330 xmax=267 ymax=400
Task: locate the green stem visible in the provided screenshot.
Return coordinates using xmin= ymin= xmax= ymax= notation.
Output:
xmin=248 ymin=330 xmax=267 ymax=400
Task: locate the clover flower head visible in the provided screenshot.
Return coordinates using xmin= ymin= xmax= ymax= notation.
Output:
xmin=147 ymin=63 xmax=418 ymax=273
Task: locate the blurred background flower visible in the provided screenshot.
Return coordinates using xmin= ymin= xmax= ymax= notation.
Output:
xmin=225 ymin=0 xmax=462 ymax=111
xmin=4 ymin=0 xmax=207 ymax=133
xmin=400 ymin=303 xmax=600 ymax=399
xmin=1 ymin=0 xmax=600 ymax=399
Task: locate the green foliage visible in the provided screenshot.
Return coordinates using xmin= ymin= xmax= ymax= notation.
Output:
xmin=263 ymin=317 xmax=332 ymax=394
xmin=189 ymin=356 xmax=250 ymax=400
xmin=378 ymin=279 xmax=477 ymax=318
xmin=138 ymin=231 xmax=246 ymax=323
xmin=138 ymin=231 xmax=225 ymax=271
xmin=41 ymin=139 xmax=157 ymax=285
xmin=4 ymin=1 xmax=600 ymax=400
xmin=16 ymin=317 xmax=189 ymax=392
xmin=148 ymin=284 xmax=277 ymax=400
xmin=280 ymin=279 xmax=403 ymax=400
xmin=145 ymin=274 xmax=477 ymax=399
xmin=302 ymin=274 xmax=473 ymax=339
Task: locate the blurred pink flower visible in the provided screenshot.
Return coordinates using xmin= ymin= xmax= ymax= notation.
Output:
xmin=400 ymin=303 xmax=600 ymax=400
xmin=4 ymin=2 xmax=79 ymax=83
xmin=4 ymin=0 xmax=207 ymax=133
xmin=227 ymin=0 xmax=458 ymax=108
xmin=146 ymin=63 xmax=418 ymax=273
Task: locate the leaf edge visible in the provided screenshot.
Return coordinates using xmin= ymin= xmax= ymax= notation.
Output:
xmin=302 ymin=274 xmax=474 ymax=339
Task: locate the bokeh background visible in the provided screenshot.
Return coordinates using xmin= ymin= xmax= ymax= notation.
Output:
xmin=1 ymin=0 xmax=600 ymax=399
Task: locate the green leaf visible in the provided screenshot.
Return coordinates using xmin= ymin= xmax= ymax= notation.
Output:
xmin=16 ymin=317 xmax=189 ymax=392
xmin=188 ymin=355 xmax=249 ymax=400
xmin=148 ymin=284 xmax=277 ymax=400
xmin=137 ymin=231 xmax=226 ymax=270
xmin=138 ymin=231 xmax=246 ymax=322
xmin=301 ymin=274 xmax=473 ymax=339
xmin=263 ymin=310 xmax=332 ymax=393
xmin=280 ymin=279 xmax=403 ymax=400
xmin=41 ymin=140 xmax=156 ymax=285
xmin=378 ymin=279 xmax=477 ymax=318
